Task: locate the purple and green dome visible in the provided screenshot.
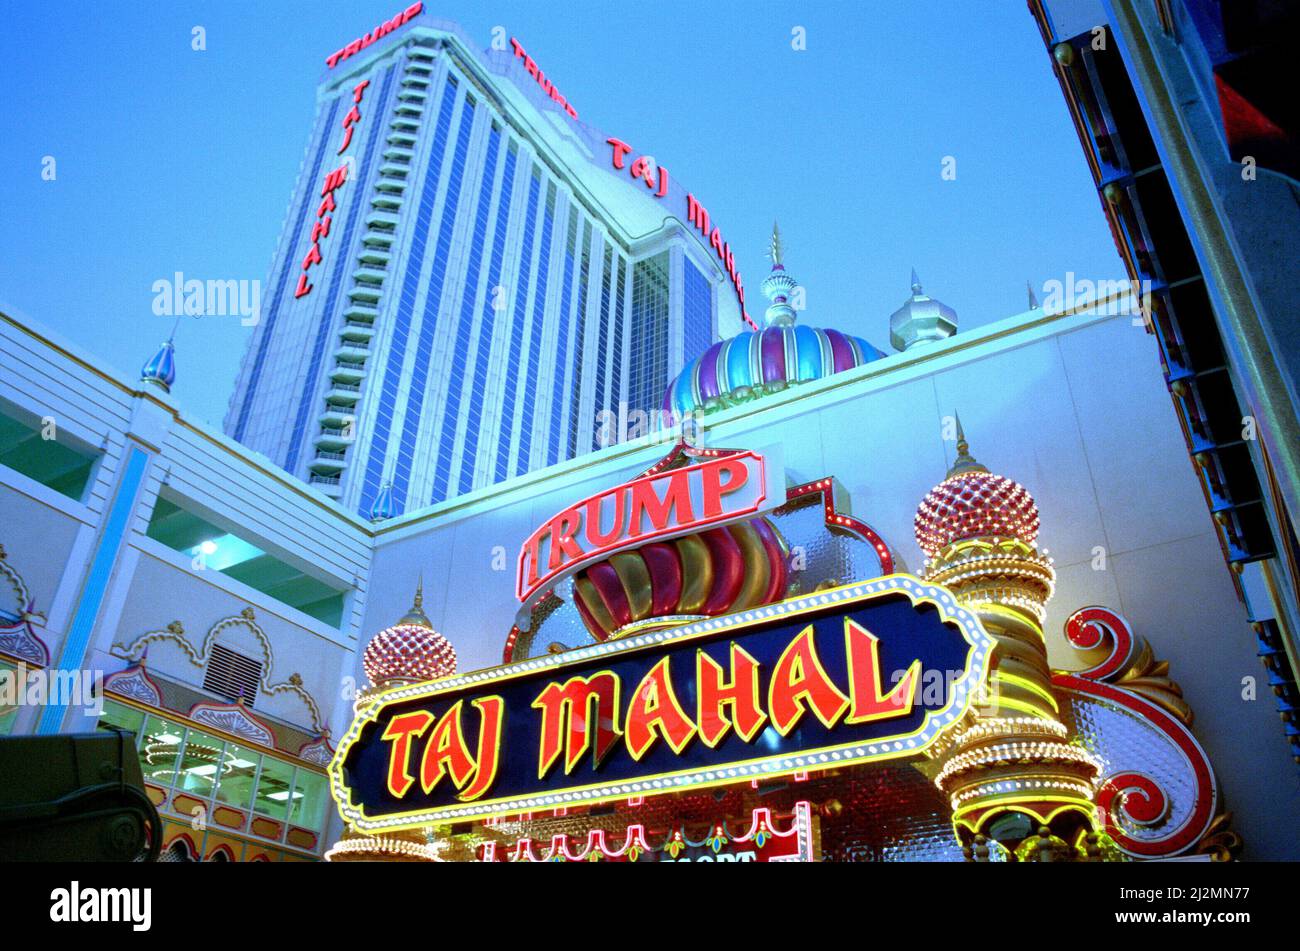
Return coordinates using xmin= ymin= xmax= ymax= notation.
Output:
xmin=663 ymin=223 xmax=886 ymax=418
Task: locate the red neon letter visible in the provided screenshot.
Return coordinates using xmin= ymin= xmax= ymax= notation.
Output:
xmin=699 ymin=456 xmax=749 ymax=519
xmin=625 ymin=657 xmax=695 ymax=760
xmin=583 ymin=494 xmax=625 ymax=550
xmin=697 ymin=644 xmax=766 ymax=746
xmin=533 ymin=673 xmax=621 ymax=777
xmin=628 ymin=469 xmax=694 ymax=537
xmin=768 ymin=625 xmax=850 ymax=735
xmin=607 ymin=137 xmax=633 ymax=170
xmin=844 ymin=619 xmax=920 ymax=724
xmin=457 ymin=697 xmax=505 ymax=801
xmin=381 ymin=710 xmax=433 ymax=797
xmin=686 ymin=193 xmax=710 ymax=235
xmin=419 ymin=701 xmax=477 ymax=794
xmin=547 ymin=506 xmax=585 ymax=570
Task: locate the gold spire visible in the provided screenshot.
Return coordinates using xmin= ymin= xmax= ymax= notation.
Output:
xmin=768 ymin=221 xmax=784 ymax=267
xmin=396 ymin=575 xmax=432 ymax=628
xmin=947 ymin=412 xmax=989 ymax=478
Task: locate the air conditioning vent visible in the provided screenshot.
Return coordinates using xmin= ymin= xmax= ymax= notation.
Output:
xmin=202 ymin=643 xmax=263 ymax=705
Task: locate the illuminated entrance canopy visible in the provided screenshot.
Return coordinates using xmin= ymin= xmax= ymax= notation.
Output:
xmin=331 ymin=576 xmax=993 ymax=830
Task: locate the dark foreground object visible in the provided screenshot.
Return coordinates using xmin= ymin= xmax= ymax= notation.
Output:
xmin=0 ymin=730 xmax=160 ymax=861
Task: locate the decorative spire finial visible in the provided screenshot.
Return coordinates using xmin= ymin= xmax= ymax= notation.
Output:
xmin=397 ymin=575 xmax=433 ymax=629
xmin=769 ymin=221 xmax=785 ymax=268
xmin=368 ymin=481 xmax=399 ymax=522
xmin=1027 ymin=280 xmax=1040 ymax=310
xmin=911 ymin=267 xmax=923 ymax=296
xmin=760 ymin=221 xmax=798 ymax=328
xmin=947 ymin=411 xmax=989 ymax=478
xmin=140 ymin=323 xmax=179 ymax=394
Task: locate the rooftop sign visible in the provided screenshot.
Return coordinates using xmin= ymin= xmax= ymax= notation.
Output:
xmin=326 ymin=2 xmax=424 ymax=70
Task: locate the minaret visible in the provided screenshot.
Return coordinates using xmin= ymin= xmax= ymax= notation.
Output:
xmin=917 ymin=417 xmax=1104 ymax=860
xmin=324 ymin=580 xmax=455 ymax=863
xmin=759 ymin=221 xmax=798 ymax=327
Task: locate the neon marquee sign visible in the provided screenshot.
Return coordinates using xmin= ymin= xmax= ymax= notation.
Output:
xmin=330 ymin=576 xmax=992 ymax=830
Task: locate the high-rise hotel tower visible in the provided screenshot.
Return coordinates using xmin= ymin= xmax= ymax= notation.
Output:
xmin=225 ymin=7 xmax=750 ymax=516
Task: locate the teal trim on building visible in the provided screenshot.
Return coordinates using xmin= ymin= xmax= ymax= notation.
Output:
xmin=36 ymin=444 xmax=151 ymax=733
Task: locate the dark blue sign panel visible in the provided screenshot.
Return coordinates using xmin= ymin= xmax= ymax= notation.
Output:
xmin=331 ymin=575 xmax=992 ymax=830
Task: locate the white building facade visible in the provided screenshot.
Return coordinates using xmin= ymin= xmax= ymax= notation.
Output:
xmin=4 ymin=279 xmax=1297 ymax=858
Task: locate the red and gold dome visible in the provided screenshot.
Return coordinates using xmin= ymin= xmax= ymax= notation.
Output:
xmin=362 ymin=582 xmax=457 ymax=686
xmin=914 ymin=422 xmax=1039 ymax=557
xmin=572 ymin=517 xmax=790 ymax=640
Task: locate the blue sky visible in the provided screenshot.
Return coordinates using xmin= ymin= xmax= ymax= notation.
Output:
xmin=0 ymin=0 xmax=1123 ymax=426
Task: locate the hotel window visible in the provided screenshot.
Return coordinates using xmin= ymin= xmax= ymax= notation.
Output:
xmin=627 ymin=253 xmax=670 ymax=416
xmin=95 ymin=699 xmax=332 ymax=843
xmin=0 ymin=402 xmax=99 ymax=502
xmin=358 ymin=75 xmax=462 ymax=516
xmin=458 ymin=137 xmax=519 ymax=495
xmin=565 ymin=221 xmax=594 ymax=458
xmin=683 ymin=257 xmax=714 ymax=365
xmin=494 ymin=169 xmax=543 ymax=482
xmin=514 ymin=180 xmax=556 ymax=475
xmin=430 ymin=119 xmax=503 ymax=504
xmin=252 ymin=757 xmax=296 ymax=820
xmin=288 ymin=769 xmax=329 ymax=831
xmin=546 ymin=209 xmax=581 ymax=466
xmin=175 ymin=728 xmax=225 ymax=799
xmin=214 ymin=743 xmax=260 ymax=811
xmin=144 ymin=489 xmax=348 ymax=627
xmin=393 ymin=89 xmax=477 ymax=509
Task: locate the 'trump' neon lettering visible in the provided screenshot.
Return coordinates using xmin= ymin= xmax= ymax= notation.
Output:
xmin=516 ymin=452 xmax=767 ymax=605
xmin=326 ymin=2 xmax=424 ymax=70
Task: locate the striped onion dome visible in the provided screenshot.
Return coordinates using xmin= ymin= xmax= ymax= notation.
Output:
xmin=140 ymin=338 xmax=177 ymax=393
xmin=664 ymin=224 xmax=885 ymax=418
xmin=572 ymin=516 xmax=790 ymax=640
xmin=664 ymin=324 xmax=883 ymax=417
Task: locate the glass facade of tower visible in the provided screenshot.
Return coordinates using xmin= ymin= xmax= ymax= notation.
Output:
xmin=224 ymin=26 xmax=727 ymax=518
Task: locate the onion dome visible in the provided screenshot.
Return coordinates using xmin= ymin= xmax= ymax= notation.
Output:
xmin=369 ymin=481 xmax=399 ymax=522
xmin=889 ymin=269 xmax=957 ymax=352
xmin=663 ymin=223 xmax=885 ymax=418
xmin=361 ymin=581 xmax=457 ymax=686
xmin=572 ymin=516 xmax=790 ymax=639
xmin=140 ymin=338 xmax=177 ymax=393
xmin=914 ymin=415 xmax=1040 ymax=558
